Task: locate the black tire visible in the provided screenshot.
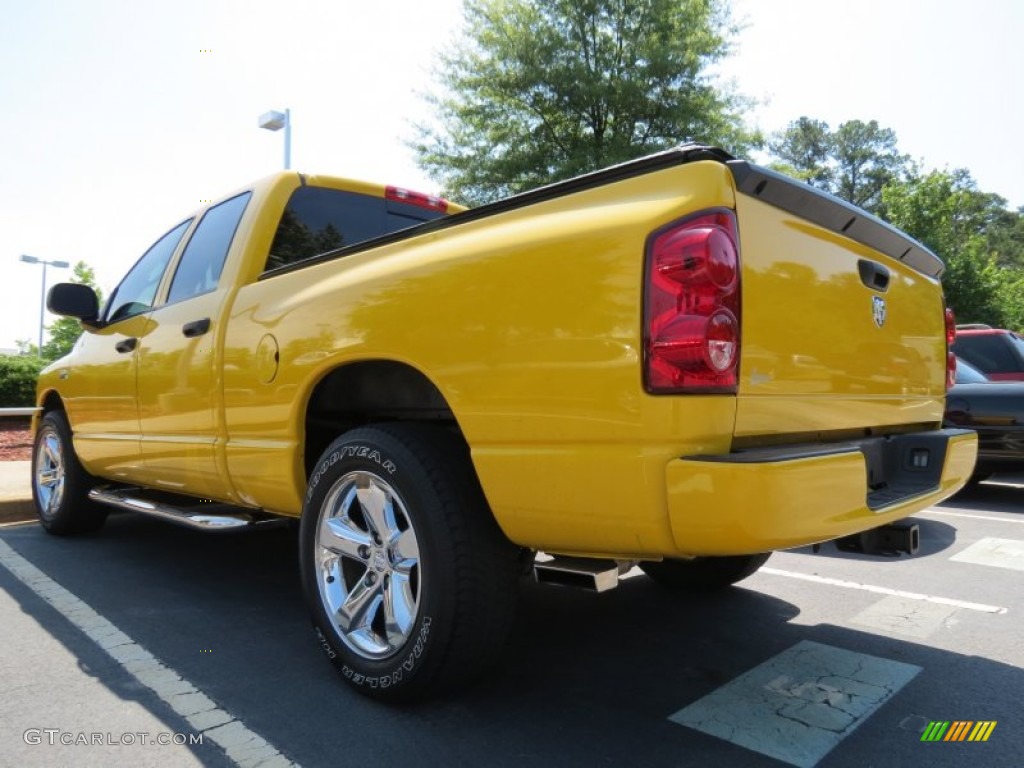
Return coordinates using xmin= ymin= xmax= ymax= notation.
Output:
xmin=299 ymin=423 xmax=520 ymax=703
xmin=31 ymin=411 xmax=108 ymax=535
xmin=640 ymin=552 xmax=771 ymax=591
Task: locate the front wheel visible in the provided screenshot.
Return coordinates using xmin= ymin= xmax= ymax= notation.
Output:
xmin=640 ymin=553 xmax=771 ymax=591
xmin=32 ymin=411 xmax=107 ymax=535
xmin=299 ymin=424 xmax=520 ymax=703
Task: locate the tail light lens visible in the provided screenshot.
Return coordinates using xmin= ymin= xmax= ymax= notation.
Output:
xmin=945 ymin=306 xmax=957 ymax=390
xmin=644 ymin=209 xmax=741 ymax=393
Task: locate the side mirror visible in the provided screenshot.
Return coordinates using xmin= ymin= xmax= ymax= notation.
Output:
xmin=47 ymin=283 xmax=100 ymax=324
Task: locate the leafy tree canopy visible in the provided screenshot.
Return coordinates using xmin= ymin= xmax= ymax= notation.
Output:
xmin=770 ymin=117 xmax=910 ymax=214
xmin=882 ymin=169 xmax=1021 ymax=327
xmin=415 ymin=0 xmax=757 ymax=204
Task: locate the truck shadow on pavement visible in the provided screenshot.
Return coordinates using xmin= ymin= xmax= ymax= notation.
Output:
xmin=786 ymin=517 xmax=958 ymax=563
xmin=1 ymin=513 xmax=1022 ymax=768
xmin=941 ymin=478 xmax=1024 ymax=514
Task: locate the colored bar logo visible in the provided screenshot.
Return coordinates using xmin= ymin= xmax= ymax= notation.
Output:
xmin=921 ymin=721 xmax=997 ymax=742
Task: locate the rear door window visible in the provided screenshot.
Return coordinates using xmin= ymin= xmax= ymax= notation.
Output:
xmin=167 ymin=193 xmax=251 ymax=304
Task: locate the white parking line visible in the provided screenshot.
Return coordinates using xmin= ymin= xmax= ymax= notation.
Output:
xmin=670 ymin=640 xmax=921 ymax=768
xmin=759 ymin=567 xmax=1007 ymax=614
xmin=919 ymin=509 xmax=1024 ymax=525
xmin=0 ymin=540 xmax=298 ymax=768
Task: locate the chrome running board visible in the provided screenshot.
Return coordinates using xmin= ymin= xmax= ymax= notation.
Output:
xmin=88 ymin=487 xmax=286 ymax=532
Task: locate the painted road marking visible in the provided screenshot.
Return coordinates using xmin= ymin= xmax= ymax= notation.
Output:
xmin=0 ymin=539 xmax=298 ymax=768
xmin=850 ymin=595 xmax=959 ymax=639
xmin=760 ymin=567 xmax=1007 ymax=614
xmin=669 ymin=640 xmax=921 ymax=768
xmin=950 ymin=538 xmax=1024 ymax=572
xmin=920 ymin=509 xmax=1024 ymax=525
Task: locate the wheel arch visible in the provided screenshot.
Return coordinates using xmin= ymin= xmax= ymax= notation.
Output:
xmin=302 ymin=359 xmax=463 ymax=478
xmin=34 ymin=390 xmax=65 ymax=433
xmin=39 ymin=390 xmax=64 ymax=414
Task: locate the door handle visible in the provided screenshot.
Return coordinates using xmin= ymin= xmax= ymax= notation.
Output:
xmin=857 ymin=259 xmax=890 ymax=292
xmin=115 ymin=338 xmax=138 ymax=354
xmin=182 ymin=318 xmax=211 ymax=338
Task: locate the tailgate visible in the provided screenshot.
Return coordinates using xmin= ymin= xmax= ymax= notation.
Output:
xmin=728 ymin=163 xmax=948 ymax=439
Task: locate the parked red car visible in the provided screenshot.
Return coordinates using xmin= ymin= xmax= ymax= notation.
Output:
xmin=950 ymin=326 xmax=1024 ymax=381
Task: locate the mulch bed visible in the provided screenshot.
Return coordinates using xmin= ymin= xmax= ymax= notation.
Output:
xmin=0 ymin=421 xmax=32 ymax=462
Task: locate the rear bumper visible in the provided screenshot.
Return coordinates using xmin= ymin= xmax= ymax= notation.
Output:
xmin=666 ymin=428 xmax=978 ymax=555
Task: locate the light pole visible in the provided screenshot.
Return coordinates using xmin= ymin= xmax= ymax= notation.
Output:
xmin=258 ymin=108 xmax=291 ymax=169
xmin=20 ymin=255 xmax=69 ymax=355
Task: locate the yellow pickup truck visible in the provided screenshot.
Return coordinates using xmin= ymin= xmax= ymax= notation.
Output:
xmin=34 ymin=145 xmax=976 ymax=701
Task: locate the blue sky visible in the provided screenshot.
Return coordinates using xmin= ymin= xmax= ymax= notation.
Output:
xmin=2 ymin=0 xmax=1021 ymax=351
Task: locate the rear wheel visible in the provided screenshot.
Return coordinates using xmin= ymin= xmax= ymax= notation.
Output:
xmin=299 ymin=423 xmax=520 ymax=702
xmin=32 ymin=411 xmax=107 ymax=535
xmin=640 ymin=553 xmax=771 ymax=591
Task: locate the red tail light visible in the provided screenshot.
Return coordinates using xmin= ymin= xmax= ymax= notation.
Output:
xmin=644 ymin=209 xmax=741 ymax=393
xmin=945 ymin=306 xmax=957 ymax=390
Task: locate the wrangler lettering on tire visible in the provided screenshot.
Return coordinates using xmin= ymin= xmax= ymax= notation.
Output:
xmin=299 ymin=423 xmax=520 ymax=703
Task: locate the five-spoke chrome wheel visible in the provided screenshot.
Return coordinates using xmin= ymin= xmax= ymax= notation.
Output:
xmin=31 ymin=411 xmax=107 ymax=535
xmin=315 ymin=471 xmax=421 ymax=660
xmin=33 ymin=425 xmax=66 ymax=518
xmin=300 ymin=425 xmax=520 ymax=702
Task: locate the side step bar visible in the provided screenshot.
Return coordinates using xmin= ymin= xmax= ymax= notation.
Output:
xmin=533 ymin=556 xmax=624 ymax=592
xmin=88 ymin=488 xmax=285 ymax=532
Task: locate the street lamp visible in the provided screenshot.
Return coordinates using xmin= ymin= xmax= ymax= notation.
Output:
xmin=258 ymin=108 xmax=291 ymax=169
xmin=20 ymin=255 xmax=69 ymax=355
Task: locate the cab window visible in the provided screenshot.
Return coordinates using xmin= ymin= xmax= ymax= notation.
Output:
xmin=104 ymin=220 xmax=192 ymax=323
xmin=167 ymin=192 xmax=251 ymax=304
xmin=264 ymin=187 xmax=447 ymax=272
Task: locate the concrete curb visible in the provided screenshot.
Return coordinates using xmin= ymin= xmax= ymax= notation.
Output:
xmin=0 ymin=460 xmax=35 ymax=525
xmin=0 ymin=498 xmax=36 ymax=526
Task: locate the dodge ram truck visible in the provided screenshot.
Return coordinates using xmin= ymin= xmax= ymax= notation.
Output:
xmin=33 ymin=144 xmax=978 ymax=701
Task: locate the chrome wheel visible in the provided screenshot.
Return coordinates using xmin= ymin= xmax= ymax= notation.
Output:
xmin=34 ymin=426 xmax=65 ymax=517
xmin=315 ymin=471 xmax=421 ymax=660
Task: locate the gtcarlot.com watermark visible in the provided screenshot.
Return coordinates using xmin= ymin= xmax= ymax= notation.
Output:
xmin=24 ymin=729 xmax=203 ymax=747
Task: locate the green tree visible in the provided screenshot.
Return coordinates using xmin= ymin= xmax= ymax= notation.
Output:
xmin=770 ymin=118 xmax=910 ymax=214
xmin=414 ymin=0 xmax=756 ymax=204
xmin=41 ymin=261 xmax=102 ymax=361
xmin=986 ymin=205 xmax=1024 ymax=271
xmin=995 ymin=267 xmax=1024 ymax=332
xmin=830 ymin=120 xmax=908 ymax=212
xmin=881 ymin=169 xmax=1018 ymax=326
xmin=767 ymin=116 xmax=831 ymax=186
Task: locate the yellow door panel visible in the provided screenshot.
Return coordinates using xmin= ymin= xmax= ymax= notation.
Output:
xmin=136 ymin=290 xmax=235 ymax=499
xmin=61 ymin=315 xmax=149 ymax=480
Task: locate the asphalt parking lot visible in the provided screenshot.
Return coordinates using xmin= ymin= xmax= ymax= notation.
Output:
xmin=1 ymin=475 xmax=1022 ymax=768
